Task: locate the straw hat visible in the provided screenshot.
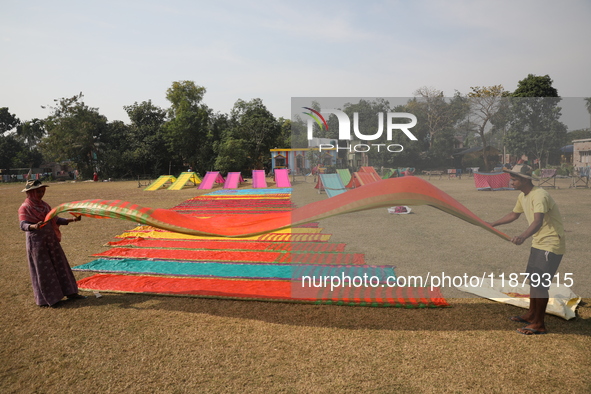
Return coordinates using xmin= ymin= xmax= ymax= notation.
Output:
xmin=21 ymin=179 xmax=49 ymax=192
xmin=503 ymin=164 xmax=537 ymax=181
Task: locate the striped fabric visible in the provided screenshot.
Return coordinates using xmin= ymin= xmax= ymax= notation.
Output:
xmin=93 ymin=247 xmax=366 ymax=264
xmin=75 ymin=259 xmax=394 ymax=281
xmin=45 ymin=177 xmax=510 ymax=241
xmin=78 ymin=274 xmax=447 ymax=308
xmin=67 ymin=182 xmax=464 ymax=307
xmin=473 ymin=172 xmax=512 ymax=191
xmin=106 ymin=238 xmax=347 ymax=252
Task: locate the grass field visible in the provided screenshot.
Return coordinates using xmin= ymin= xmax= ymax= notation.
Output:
xmin=1 ymin=176 xmax=590 ymax=393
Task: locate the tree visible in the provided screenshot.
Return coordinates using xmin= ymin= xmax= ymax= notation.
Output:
xmin=0 ymin=134 xmax=42 ymax=169
xmin=99 ymin=120 xmax=132 ymax=178
xmin=205 ymin=112 xmax=229 ymax=171
xmin=166 ymin=81 xmax=206 ymax=114
xmin=276 ymin=118 xmax=292 ymax=150
xmin=567 ymin=129 xmax=591 ymax=141
xmin=406 ymin=91 xmax=470 ymax=168
xmin=467 ymin=85 xmax=509 ymax=171
xmin=39 ymin=93 xmax=108 ymax=177
xmin=224 ymin=98 xmax=281 ymax=170
xmin=341 ymin=98 xmax=393 ymax=168
xmin=0 ymin=107 xmax=20 ymax=135
xmin=411 ymin=87 xmax=449 ymax=150
xmin=0 ymin=135 xmax=22 ymax=168
xmin=163 ymin=81 xmax=211 ymax=173
xmin=512 ymin=74 xmax=558 ymax=97
xmin=305 ymin=148 xmax=326 ymax=171
xmin=504 ymin=75 xmax=567 ymax=168
xmin=289 ymin=116 xmax=308 ymax=149
xmin=16 ymin=118 xmax=45 ymax=150
xmin=13 ymin=118 xmax=45 ymax=170
xmin=123 ymin=100 xmax=168 ymax=176
xmin=214 ymin=137 xmax=250 ymax=173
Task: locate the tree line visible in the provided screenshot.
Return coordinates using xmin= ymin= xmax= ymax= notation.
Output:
xmin=1 ymin=81 xmax=290 ymax=179
xmin=292 ymin=75 xmax=591 ymax=171
xmin=2 ymin=75 xmax=590 ymax=178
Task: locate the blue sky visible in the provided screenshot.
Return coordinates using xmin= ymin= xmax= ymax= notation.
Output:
xmin=2 ymin=0 xmax=590 ymax=128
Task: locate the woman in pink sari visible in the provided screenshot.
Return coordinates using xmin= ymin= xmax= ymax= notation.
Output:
xmin=18 ymin=180 xmax=86 ymax=308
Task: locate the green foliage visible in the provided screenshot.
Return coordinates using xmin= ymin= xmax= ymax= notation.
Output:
xmin=504 ymin=97 xmax=567 ymax=168
xmin=99 ymin=120 xmax=132 ymax=177
xmin=290 ymin=116 xmax=309 ymax=148
xmin=462 ymin=154 xmax=485 ymax=169
xmin=467 ymin=85 xmax=509 ymax=171
xmin=276 ymin=118 xmax=292 ymax=149
xmin=166 ymin=81 xmax=206 ymax=117
xmin=381 ymin=122 xmax=425 ymax=169
xmin=512 ymin=74 xmax=558 ymax=98
xmin=204 ymin=112 xmax=229 ymax=172
xmin=16 ymin=118 xmax=45 ymax=149
xmin=0 ymin=134 xmax=22 ymax=168
xmin=567 ymin=129 xmax=591 ymax=141
xmin=503 ymin=75 xmax=567 ymax=168
xmin=12 ymin=77 xmax=579 ymax=178
xmin=163 ymin=81 xmax=211 ymax=173
xmin=13 ymin=146 xmax=44 ymax=168
xmin=410 ymin=88 xmax=443 ymax=142
xmin=39 ymin=93 xmax=108 ymax=178
xmin=341 ymin=99 xmax=392 ymax=167
xmin=123 ymin=100 xmax=168 ymax=176
xmin=223 ymin=98 xmax=280 ymax=170
xmin=402 ymin=92 xmax=469 ymax=169
xmin=0 ymin=133 xmax=43 ymax=169
xmin=305 ymin=148 xmax=323 ymax=169
xmin=533 ymin=163 xmax=573 ymax=177
xmin=214 ymin=137 xmax=249 ymax=172
xmin=559 ymin=163 xmax=574 ymax=176
xmin=0 ymin=107 xmax=20 ymax=134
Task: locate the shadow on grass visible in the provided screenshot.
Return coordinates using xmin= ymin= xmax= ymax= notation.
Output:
xmin=61 ymin=292 xmax=591 ymax=335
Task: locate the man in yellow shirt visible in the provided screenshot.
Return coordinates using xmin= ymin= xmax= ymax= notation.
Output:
xmin=489 ymin=164 xmax=565 ymax=335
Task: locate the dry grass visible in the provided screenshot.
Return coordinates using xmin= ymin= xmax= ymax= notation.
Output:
xmin=1 ymin=177 xmax=590 ymax=393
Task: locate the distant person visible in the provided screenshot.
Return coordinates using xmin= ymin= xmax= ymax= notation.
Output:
xmin=488 ymin=165 xmax=565 ymax=335
xmin=93 ymin=172 xmax=98 ymax=182
xmin=18 ymin=180 xmax=86 ymax=308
